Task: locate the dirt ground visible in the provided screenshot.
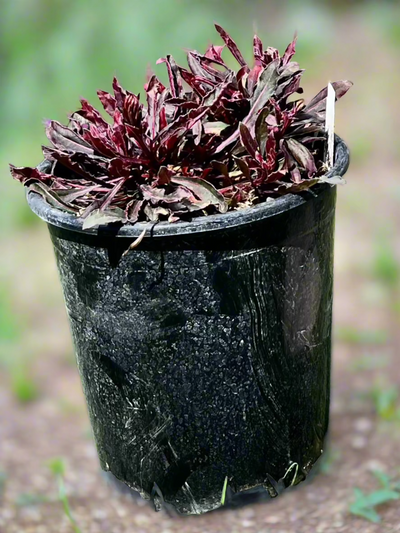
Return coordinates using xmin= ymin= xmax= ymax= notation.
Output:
xmin=1 ymin=14 xmax=400 ymax=533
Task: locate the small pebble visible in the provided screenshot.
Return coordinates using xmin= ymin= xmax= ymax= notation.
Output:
xmin=365 ymin=459 xmax=387 ymax=472
xmin=264 ymin=515 xmax=280 ymax=524
xmin=133 ymin=513 xmax=150 ymax=525
xmin=241 ymin=519 xmax=255 ymax=528
xmin=354 ymin=417 xmax=373 ymax=433
xmin=351 ymin=435 xmax=367 ymax=449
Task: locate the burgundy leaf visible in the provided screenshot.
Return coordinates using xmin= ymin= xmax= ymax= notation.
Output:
xmin=281 ymin=34 xmax=297 ymax=66
xmin=46 ymin=121 xmax=94 ymax=154
xmin=112 ymin=77 xmax=126 ymax=110
xmin=286 ymin=137 xmax=317 ymax=177
xmin=157 ymin=106 xmax=209 ymax=149
xmin=214 ymin=60 xmax=279 ymax=153
xmin=236 ymin=65 xmax=250 ymax=98
xmin=125 ymin=199 xmax=143 ymax=222
xmin=281 ymin=140 xmax=302 ymax=183
xmin=77 ymin=99 xmax=109 ymax=130
xmin=304 ymin=80 xmax=353 ymax=115
xmin=99 ymin=178 xmax=127 ymax=211
xmin=157 ymin=55 xmax=183 ymax=98
xmin=82 ymin=207 xmax=126 ymax=229
xmin=141 ymin=184 xmax=193 ymax=204
xmin=192 ymin=120 xmax=202 ymax=145
xmin=55 ymin=185 xmax=100 ymax=203
xmin=123 ymin=92 xmax=142 ymax=126
xmin=9 ymin=165 xmax=52 ymax=185
xmin=170 ymin=175 xmax=228 ymax=213
xmin=205 ymin=44 xmax=226 ymax=64
xmin=263 ymin=47 xmax=279 ymax=66
xmin=277 ymin=72 xmax=303 ymax=101
xmin=108 ymin=156 xmax=149 ymax=177
xmin=233 ymin=156 xmax=251 ymax=179
xmin=83 ymin=125 xmax=117 ymax=158
xmin=110 ymin=109 xmax=127 ymax=156
xmin=179 ymin=68 xmax=209 ymax=97
xmin=143 ymin=204 xmax=170 ymax=221
xmin=125 ymin=124 xmax=152 ymax=157
xmin=211 ymin=160 xmax=229 ymax=178
xmin=146 ymin=75 xmax=168 ymax=139
xmin=27 ymin=181 xmax=79 ymax=213
xmin=155 ymin=166 xmax=171 ymax=186
xmin=41 ymin=146 xmax=110 ymax=184
xmin=239 ymin=122 xmax=259 ymax=160
xmin=190 ymin=52 xmax=228 ymax=81
xmin=265 ymin=131 xmax=277 ymax=171
xmin=247 ymin=63 xmax=263 ymax=96
xmin=253 ymin=35 xmax=263 ymax=62
xmin=215 ymin=24 xmax=248 ymax=70
xmin=97 ymin=90 xmax=116 ymax=117
xmin=187 ymin=52 xmax=215 ymax=82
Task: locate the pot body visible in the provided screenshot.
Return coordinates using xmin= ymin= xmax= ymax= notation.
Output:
xmin=28 ymin=139 xmax=349 ymax=515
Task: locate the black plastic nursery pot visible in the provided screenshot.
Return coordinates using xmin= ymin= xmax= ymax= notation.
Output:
xmin=27 ymin=138 xmax=349 ymax=516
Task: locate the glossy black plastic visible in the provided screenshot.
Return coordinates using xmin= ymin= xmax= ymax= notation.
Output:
xmin=27 ymin=137 xmax=349 ymax=515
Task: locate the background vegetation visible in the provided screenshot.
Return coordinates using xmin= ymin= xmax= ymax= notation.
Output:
xmin=1 ymin=1 xmax=400 ymax=531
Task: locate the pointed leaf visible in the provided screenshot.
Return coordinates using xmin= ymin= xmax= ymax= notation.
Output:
xmin=78 ymin=99 xmax=109 ymax=129
xmin=349 ymin=505 xmax=381 ymax=524
xmin=125 ymin=199 xmax=143 ymax=222
xmin=205 ymin=44 xmax=226 ymax=64
xmin=82 ymin=207 xmax=126 ymax=229
xmin=214 ymin=60 xmax=279 ymax=153
xmin=215 ymin=24 xmax=248 ymax=69
xmin=170 ymin=176 xmax=228 ymax=213
xmin=286 ymin=138 xmax=317 ymax=177
xmin=97 ymin=90 xmax=116 ymax=117
xmin=281 ymin=34 xmax=297 ymax=66
xmin=112 ymin=77 xmax=126 ymax=110
xmin=239 ymin=122 xmax=259 ymax=160
xmin=123 ymin=92 xmax=142 ymax=126
xmin=29 ymin=182 xmax=79 ymax=213
xmin=253 ymin=35 xmax=263 ymax=61
xmin=305 ymin=80 xmax=353 ymax=114
xmin=157 ymin=55 xmax=183 ymax=99
xmin=364 ymin=490 xmax=399 ymax=507
xmin=9 ymin=165 xmax=52 ymax=185
xmin=46 ymin=121 xmax=94 ymax=154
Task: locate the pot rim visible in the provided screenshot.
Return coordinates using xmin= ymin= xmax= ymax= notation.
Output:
xmin=26 ymin=135 xmax=349 ymax=239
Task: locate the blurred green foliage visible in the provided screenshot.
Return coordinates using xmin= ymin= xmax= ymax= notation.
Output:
xmin=350 ymin=469 xmax=400 ymax=523
xmin=10 ymin=364 xmax=40 ymax=404
xmin=349 ymin=351 xmax=391 ymax=372
xmin=48 ymin=457 xmax=82 ymax=533
xmin=0 ymin=470 xmax=6 ymax=497
xmin=16 ymin=492 xmax=49 ymax=507
xmin=335 ymin=326 xmax=388 ymax=345
xmin=370 ymin=380 xmax=400 ymax=422
xmin=372 ymin=239 xmax=400 ymax=288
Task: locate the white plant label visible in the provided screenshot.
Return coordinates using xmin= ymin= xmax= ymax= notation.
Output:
xmin=325 ymin=82 xmax=335 ymax=168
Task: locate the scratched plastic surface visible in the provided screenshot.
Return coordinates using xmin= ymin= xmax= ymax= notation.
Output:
xmin=28 ymin=139 xmax=349 ymax=515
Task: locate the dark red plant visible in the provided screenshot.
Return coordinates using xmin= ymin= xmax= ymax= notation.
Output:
xmin=10 ymin=24 xmax=352 ymax=228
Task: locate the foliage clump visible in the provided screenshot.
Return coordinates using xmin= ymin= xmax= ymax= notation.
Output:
xmin=10 ymin=24 xmax=352 ymax=228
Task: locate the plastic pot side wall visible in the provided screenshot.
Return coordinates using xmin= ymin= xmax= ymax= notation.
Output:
xmin=27 ymin=138 xmax=350 ymax=515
